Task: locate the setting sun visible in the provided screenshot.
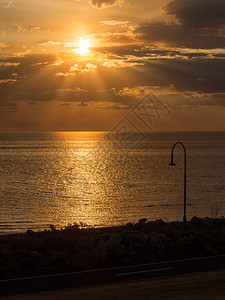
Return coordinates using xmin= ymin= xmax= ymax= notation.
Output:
xmin=75 ymin=39 xmax=91 ymax=55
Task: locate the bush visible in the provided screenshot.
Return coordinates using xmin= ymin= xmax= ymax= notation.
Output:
xmin=1 ymin=217 xmax=225 ymax=279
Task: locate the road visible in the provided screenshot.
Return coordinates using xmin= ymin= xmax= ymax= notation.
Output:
xmin=1 ymin=254 xmax=225 ymax=296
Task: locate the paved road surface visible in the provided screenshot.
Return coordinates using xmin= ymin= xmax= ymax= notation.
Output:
xmin=1 ymin=254 xmax=225 ymax=296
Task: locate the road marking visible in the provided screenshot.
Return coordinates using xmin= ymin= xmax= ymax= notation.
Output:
xmin=116 ymin=267 xmax=172 ymax=276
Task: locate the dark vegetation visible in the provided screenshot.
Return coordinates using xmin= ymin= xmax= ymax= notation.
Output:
xmin=1 ymin=217 xmax=225 ymax=280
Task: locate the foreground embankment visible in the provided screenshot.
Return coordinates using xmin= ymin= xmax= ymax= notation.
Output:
xmin=2 ymin=269 xmax=225 ymax=300
xmin=1 ymin=217 xmax=225 ymax=280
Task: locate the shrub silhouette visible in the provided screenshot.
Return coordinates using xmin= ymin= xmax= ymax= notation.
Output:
xmin=0 ymin=217 xmax=225 ymax=279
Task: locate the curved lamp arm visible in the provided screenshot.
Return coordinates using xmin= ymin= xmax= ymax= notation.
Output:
xmin=169 ymin=142 xmax=187 ymax=223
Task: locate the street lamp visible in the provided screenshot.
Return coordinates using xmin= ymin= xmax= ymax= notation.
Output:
xmin=169 ymin=142 xmax=187 ymax=223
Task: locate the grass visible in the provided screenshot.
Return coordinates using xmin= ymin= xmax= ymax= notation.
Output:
xmin=0 ymin=217 xmax=225 ymax=280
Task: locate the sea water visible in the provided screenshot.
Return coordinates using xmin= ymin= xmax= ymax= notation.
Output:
xmin=0 ymin=131 xmax=225 ymax=234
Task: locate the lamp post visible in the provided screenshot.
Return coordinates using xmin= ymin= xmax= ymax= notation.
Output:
xmin=169 ymin=142 xmax=187 ymax=223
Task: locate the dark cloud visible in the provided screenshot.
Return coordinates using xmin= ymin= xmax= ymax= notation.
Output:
xmin=94 ymin=44 xmax=209 ymax=59
xmin=95 ymin=44 xmax=147 ymax=56
xmin=159 ymin=93 xmax=225 ymax=109
xmin=0 ymin=53 xmax=57 ymax=80
xmin=101 ymin=34 xmax=135 ymax=45
xmin=91 ymin=0 xmax=118 ymax=8
xmin=28 ymin=102 xmax=39 ymax=105
xmin=18 ymin=53 xmax=57 ymax=71
xmin=142 ymin=59 xmax=225 ymax=94
xmin=214 ymin=54 xmax=225 ymax=58
xmin=0 ymin=53 xmax=59 ymax=104
xmin=136 ymin=1 xmax=225 ymax=49
xmin=203 ymin=94 xmax=225 ymax=106
xmin=164 ymin=0 xmax=225 ymax=30
xmin=95 ymin=58 xmax=225 ymax=94
xmin=135 ymin=22 xmax=225 ymax=49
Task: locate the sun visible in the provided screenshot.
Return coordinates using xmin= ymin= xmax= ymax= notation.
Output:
xmin=75 ymin=39 xmax=91 ymax=55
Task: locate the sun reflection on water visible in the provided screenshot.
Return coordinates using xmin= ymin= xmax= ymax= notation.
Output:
xmin=49 ymin=131 xmax=120 ymax=228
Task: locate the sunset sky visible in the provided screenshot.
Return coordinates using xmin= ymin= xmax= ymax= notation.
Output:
xmin=0 ymin=0 xmax=225 ymax=131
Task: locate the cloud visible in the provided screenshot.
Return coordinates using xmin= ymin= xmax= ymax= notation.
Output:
xmin=0 ymin=1 xmax=13 ymax=9
xmin=0 ymin=52 xmax=224 ymax=110
xmin=135 ymin=22 xmax=225 ymax=49
xmin=30 ymin=26 xmax=41 ymax=32
xmin=0 ymin=79 xmax=17 ymax=84
xmin=0 ymin=62 xmax=19 ymax=67
xmin=100 ymin=20 xmax=129 ymax=26
xmin=163 ymin=0 xmax=225 ymax=31
xmin=55 ymin=63 xmax=98 ymax=76
xmin=40 ymin=41 xmax=62 ymax=46
xmin=135 ymin=1 xmax=225 ymax=50
xmin=198 ymin=94 xmax=225 ymax=107
xmin=70 ymin=63 xmax=97 ymax=73
xmin=28 ymin=102 xmax=39 ymax=105
xmin=17 ymin=26 xmax=48 ymax=34
xmin=17 ymin=26 xmax=26 ymax=32
xmin=1 ymin=31 xmax=6 ymax=38
xmin=90 ymin=0 xmax=122 ymax=8
xmin=4 ymin=1 xmax=13 ymax=9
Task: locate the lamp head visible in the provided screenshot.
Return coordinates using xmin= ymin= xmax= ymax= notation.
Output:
xmin=169 ymin=161 xmax=176 ymax=168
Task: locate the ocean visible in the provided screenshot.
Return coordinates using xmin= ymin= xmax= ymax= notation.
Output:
xmin=0 ymin=131 xmax=225 ymax=234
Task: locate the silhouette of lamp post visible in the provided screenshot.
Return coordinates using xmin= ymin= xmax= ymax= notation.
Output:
xmin=169 ymin=142 xmax=187 ymax=223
